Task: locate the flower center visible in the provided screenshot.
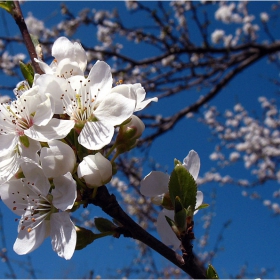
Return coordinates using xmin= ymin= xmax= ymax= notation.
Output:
xmin=0 ymin=99 xmax=34 ymax=136
xmin=61 ymin=78 xmax=99 ymax=126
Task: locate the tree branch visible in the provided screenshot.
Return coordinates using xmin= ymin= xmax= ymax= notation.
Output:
xmin=88 ymin=185 xmax=207 ymax=279
xmin=11 ymin=1 xmax=43 ymax=74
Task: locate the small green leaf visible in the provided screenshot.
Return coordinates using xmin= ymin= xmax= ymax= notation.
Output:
xmin=174 ymin=158 xmax=181 ymax=166
xmin=75 ymin=226 xmax=96 ymax=250
xmin=95 ymin=217 xmax=116 ymax=233
xmin=174 ymin=197 xmax=187 ymax=232
xmin=169 ymin=164 xmax=197 ymax=212
xmin=165 ymin=215 xmax=180 ymax=237
xmin=174 ymin=196 xmax=184 ymax=213
xmin=19 ymin=61 xmax=34 ymax=86
xmin=75 ymin=226 xmax=113 ymax=250
xmin=0 ymin=1 xmax=15 ymax=14
xmin=196 ymin=203 xmax=209 ymax=211
xmin=207 ymin=264 xmax=219 ymax=279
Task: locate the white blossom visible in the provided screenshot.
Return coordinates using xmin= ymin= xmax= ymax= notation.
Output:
xmin=0 ymin=160 xmax=77 ymax=259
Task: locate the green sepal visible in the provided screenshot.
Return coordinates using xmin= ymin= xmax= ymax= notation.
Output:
xmin=75 ymin=226 xmax=113 ymax=250
xmin=122 ymin=127 xmax=137 ymax=140
xmin=95 ymin=217 xmax=116 ymax=233
xmin=169 ymin=164 xmax=197 ymax=212
xmin=75 ymin=226 xmax=96 ymax=250
xmin=196 ymin=203 xmax=209 ymax=211
xmin=119 ymin=117 xmax=132 ymax=127
xmin=161 ymin=193 xmax=174 ymax=210
xmin=165 ymin=215 xmax=180 ymax=237
xmin=0 ymin=1 xmax=15 ymax=14
xmin=70 ymin=202 xmax=80 ymax=212
xmin=19 ymin=61 xmax=34 ymax=87
xmin=19 ymin=135 xmax=30 ymax=148
xmin=207 ymin=264 xmax=219 ymax=279
xmin=174 ymin=158 xmax=181 ymax=167
xmin=174 ymin=197 xmax=187 ymax=232
xmin=174 ymin=196 xmax=184 ymax=213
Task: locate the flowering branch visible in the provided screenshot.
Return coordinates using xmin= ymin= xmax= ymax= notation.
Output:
xmin=89 ymin=185 xmax=207 ymax=279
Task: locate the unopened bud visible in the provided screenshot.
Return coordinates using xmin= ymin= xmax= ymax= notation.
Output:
xmin=77 ymin=153 xmax=112 ymax=188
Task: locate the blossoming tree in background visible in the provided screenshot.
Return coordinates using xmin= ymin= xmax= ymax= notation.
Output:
xmin=0 ymin=1 xmax=280 ymax=278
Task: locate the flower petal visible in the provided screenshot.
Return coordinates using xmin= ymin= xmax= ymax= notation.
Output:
xmin=194 ymin=191 xmax=204 ymax=215
xmin=50 ymin=212 xmax=76 ymax=260
xmin=140 ymin=171 xmax=169 ymax=197
xmin=40 ymin=140 xmax=76 ymax=178
xmin=78 ymin=121 xmax=114 ymax=150
xmin=0 ymin=179 xmax=28 ymax=215
xmin=94 ymin=92 xmax=135 ymax=126
xmin=88 ymin=60 xmax=113 ymax=102
xmin=182 ymin=150 xmax=200 ymax=181
xmin=52 ymin=37 xmax=87 ymax=72
xmin=0 ymin=134 xmax=18 ymax=155
xmin=20 ymin=160 xmax=51 ymax=196
xmin=24 ymin=119 xmax=75 ymax=142
xmin=14 ymin=220 xmax=48 ymax=255
xmin=52 ymin=172 xmax=77 ymax=211
xmin=35 ymin=74 xmax=68 ymax=114
xmin=34 ymin=58 xmax=53 ymax=74
xmin=157 ymin=209 xmax=180 ymax=249
xmin=0 ymin=150 xmax=20 ymax=184
xmin=135 ymin=97 xmax=158 ymax=112
xmin=19 ymin=137 xmax=41 ymax=163
xmin=55 ymin=58 xmax=84 ymax=77
xmin=33 ymin=93 xmax=54 ymax=126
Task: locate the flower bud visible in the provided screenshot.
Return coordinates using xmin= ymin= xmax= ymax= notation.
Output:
xmin=40 ymin=140 xmax=76 ymax=178
xmin=121 ymin=115 xmax=145 ymax=140
xmin=77 ymin=152 xmax=112 ymax=188
xmin=116 ymin=115 xmax=145 ymax=153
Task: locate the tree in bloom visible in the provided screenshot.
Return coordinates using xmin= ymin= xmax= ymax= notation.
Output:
xmin=0 ymin=1 xmax=280 ymax=278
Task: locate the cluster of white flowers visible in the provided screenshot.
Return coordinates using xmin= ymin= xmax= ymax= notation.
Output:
xmin=0 ymin=51 xmax=26 ymax=76
xmin=0 ymin=37 xmax=157 ymax=259
xmin=210 ymin=2 xmax=268 ymax=46
xmin=201 ymin=99 xmax=280 ymax=183
xmin=197 ymin=98 xmax=280 ymax=215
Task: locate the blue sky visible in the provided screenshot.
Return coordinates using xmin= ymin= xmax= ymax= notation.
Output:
xmin=0 ymin=1 xmax=280 ymax=278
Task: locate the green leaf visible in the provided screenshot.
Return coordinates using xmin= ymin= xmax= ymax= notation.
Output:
xmin=196 ymin=203 xmax=209 ymax=211
xmin=19 ymin=61 xmax=34 ymax=86
xmin=75 ymin=226 xmax=97 ymax=250
xmin=75 ymin=226 xmax=113 ymax=250
xmin=207 ymin=264 xmax=219 ymax=279
xmin=169 ymin=164 xmax=197 ymax=212
xmin=95 ymin=217 xmax=116 ymax=233
xmin=0 ymin=1 xmax=15 ymax=14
